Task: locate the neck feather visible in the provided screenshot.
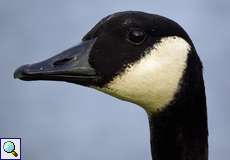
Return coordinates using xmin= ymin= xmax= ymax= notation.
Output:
xmin=148 ymin=52 xmax=208 ymax=160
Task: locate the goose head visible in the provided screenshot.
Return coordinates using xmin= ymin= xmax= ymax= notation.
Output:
xmin=14 ymin=11 xmax=201 ymax=113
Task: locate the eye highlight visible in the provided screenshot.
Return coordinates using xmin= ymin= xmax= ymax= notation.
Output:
xmin=127 ymin=28 xmax=147 ymax=45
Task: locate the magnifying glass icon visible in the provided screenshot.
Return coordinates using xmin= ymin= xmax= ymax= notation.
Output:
xmin=3 ymin=141 xmax=18 ymax=157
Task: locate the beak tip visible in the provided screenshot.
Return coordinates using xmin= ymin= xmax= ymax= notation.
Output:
xmin=14 ymin=65 xmax=28 ymax=79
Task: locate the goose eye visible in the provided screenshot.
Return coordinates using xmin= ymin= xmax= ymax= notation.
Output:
xmin=127 ymin=28 xmax=147 ymax=45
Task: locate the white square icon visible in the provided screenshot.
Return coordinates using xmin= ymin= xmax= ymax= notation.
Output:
xmin=0 ymin=138 xmax=21 ymax=160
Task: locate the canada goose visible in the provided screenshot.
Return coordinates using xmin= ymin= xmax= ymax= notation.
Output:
xmin=14 ymin=11 xmax=208 ymax=160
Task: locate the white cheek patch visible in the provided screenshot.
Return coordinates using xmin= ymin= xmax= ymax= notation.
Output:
xmin=97 ymin=36 xmax=191 ymax=113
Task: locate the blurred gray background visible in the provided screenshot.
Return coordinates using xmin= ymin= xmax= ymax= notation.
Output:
xmin=0 ymin=0 xmax=229 ymax=159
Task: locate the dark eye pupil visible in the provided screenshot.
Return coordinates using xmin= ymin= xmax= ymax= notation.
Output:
xmin=128 ymin=29 xmax=146 ymax=45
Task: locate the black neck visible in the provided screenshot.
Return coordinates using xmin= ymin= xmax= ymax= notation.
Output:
xmin=148 ymin=52 xmax=208 ymax=160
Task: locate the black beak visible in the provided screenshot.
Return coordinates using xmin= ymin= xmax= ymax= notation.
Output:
xmin=14 ymin=39 xmax=99 ymax=86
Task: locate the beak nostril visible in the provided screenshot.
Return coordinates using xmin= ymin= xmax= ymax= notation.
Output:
xmin=53 ymin=57 xmax=75 ymax=66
